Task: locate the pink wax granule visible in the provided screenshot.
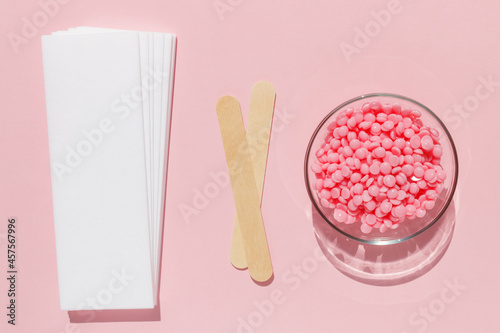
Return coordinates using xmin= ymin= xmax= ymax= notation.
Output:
xmin=311 ymin=101 xmax=447 ymax=234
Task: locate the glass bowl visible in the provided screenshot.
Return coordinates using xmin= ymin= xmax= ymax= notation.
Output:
xmin=304 ymin=93 xmax=458 ymax=245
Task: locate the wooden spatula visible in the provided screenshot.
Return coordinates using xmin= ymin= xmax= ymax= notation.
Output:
xmin=230 ymin=81 xmax=275 ymax=269
xmin=216 ymin=95 xmax=273 ymax=282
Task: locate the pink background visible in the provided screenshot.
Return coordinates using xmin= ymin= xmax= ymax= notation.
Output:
xmin=1 ymin=0 xmax=500 ymax=332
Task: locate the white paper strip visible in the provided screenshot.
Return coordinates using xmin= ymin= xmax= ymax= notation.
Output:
xmin=42 ymin=27 xmax=176 ymax=310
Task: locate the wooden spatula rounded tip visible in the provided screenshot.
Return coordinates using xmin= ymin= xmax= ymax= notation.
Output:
xmin=252 ymin=81 xmax=275 ymax=95
xmin=216 ymin=95 xmax=240 ymax=114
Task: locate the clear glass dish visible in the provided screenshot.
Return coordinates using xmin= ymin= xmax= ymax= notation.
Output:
xmin=304 ymin=93 xmax=459 ymax=246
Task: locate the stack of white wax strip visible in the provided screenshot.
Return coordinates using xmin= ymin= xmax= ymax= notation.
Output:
xmin=42 ymin=27 xmax=176 ymax=310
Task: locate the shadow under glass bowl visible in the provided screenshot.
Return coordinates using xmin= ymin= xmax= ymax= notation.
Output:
xmin=304 ymin=93 xmax=459 ymax=246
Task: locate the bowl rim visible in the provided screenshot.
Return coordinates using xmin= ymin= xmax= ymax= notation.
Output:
xmin=304 ymin=92 xmax=459 ymax=245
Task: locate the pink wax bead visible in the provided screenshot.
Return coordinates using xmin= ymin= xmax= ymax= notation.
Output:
xmin=371 ymin=101 xmax=382 ymax=112
xmin=365 ymin=200 xmax=376 ymax=211
xmin=392 ymin=205 xmax=407 ymax=218
xmin=421 ymin=135 xmax=434 ymax=151
xmin=354 ymin=158 xmax=361 ymax=169
xmin=311 ymin=163 xmax=322 ymax=173
xmin=377 ymin=175 xmax=384 ymax=187
xmin=347 ymin=117 xmax=357 ymax=129
xmin=320 ymin=198 xmax=330 ymax=207
xmin=368 ymin=185 xmax=380 ymax=197
xmin=362 ymin=190 xmax=372 ymax=202
xmin=374 ymin=207 xmax=384 ymax=218
xmin=424 ymin=169 xmax=436 ymax=181
xmin=369 ymin=163 xmax=380 ymax=175
xmin=396 ymin=122 xmax=405 ymax=136
xmin=360 ymin=163 xmax=370 ymax=175
xmin=331 ymin=139 xmax=341 ymax=150
xmin=365 ymin=113 xmax=376 ymax=122
xmin=355 ymin=148 xmax=368 ymax=159
xmin=432 ymin=145 xmax=443 ymax=158
xmin=368 ymin=142 xmax=380 ymax=151
xmin=392 ymin=166 xmax=402 ymax=175
xmin=403 ymin=147 xmax=413 ymax=155
xmin=413 ymin=166 xmax=425 ymax=178
xmin=341 ymin=166 xmax=350 ymax=178
xmin=347 ymin=199 xmax=357 ymax=212
xmin=417 ymin=180 xmax=427 ymax=189
xmin=320 ymin=189 xmax=331 ymax=199
xmin=402 ymin=164 xmax=414 ymax=177
xmin=382 ymin=138 xmax=393 ymax=150
xmin=383 ymin=175 xmax=396 ymax=187
xmin=388 ymin=114 xmax=399 ymax=123
xmin=352 ymin=195 xmax=363 ymax=206
xmin=391 ymin=103 xmax=401 ymax=113
xmin=391 ymin=147 xmax=401 ymax=156
xmin=366 ymin=214 xmax=377 ymax=226
xmin=404 ymin=128 xmax=415 ymax=138
xmin=338 ymin=126 xmax=349 ymax=137
xmin=371 ymin=123 xmax=381 ymax=135
xmin=347 ymin=132 xmax=357 ymax=142
xmin=327 ymin=164 xmax=338 ymax=174
xmin=425 ymin=200 xmax=435 ymax=210
xmin=411 ymin=110 xmax=422 ymax=117
xmin=358 ymin=131 xmax=370 ymax=141
xmin=334 ymin=209 xmax=348 ymax=223
xmin=366 ymin=178 xmax=374 ymax=187
xmin=351 ymin=172 xmax=362 ymax=183
xmin=394 ymin=138 xmax=406 ymax=150
xmin=401 ymin=107 xmax=411 ymax=117
xmin=360 ymin=223 xmax=373 ymax=234
xmin=377 ymin=113 xmax=388 ymax=123
xmin=402 ymin=117 xmax=412 ymax=128
xmin=353 ymin=183 xmax=363 ymax=194
xmin=388 ymin=155 xmax=400 ymax=167
xmin=416 ymin=208 xmax=426 ymax=218
xmin=373 ymin=147 xmax=386 ymax=159
xmin=380 ymin=162 xmax=392 ymax=175
xmin=382 ymin=121 xmax=395 ymax=131
xmin=380 ymin=201 xmax=392 ymax=214
xmin=315 ymin=179 xmax=324 ymax=191
xmin=410 ymin=135 xmax=421 ymax=149
xmin=387 ymin=188 xmax=398 ymax=199
xmin=350 ymin=139 xmax=361 ymax=150
xmin=406 ymin=204 xmax=416 ymax=215
xmin=336 ymin=115 xmax=348 ymax=126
